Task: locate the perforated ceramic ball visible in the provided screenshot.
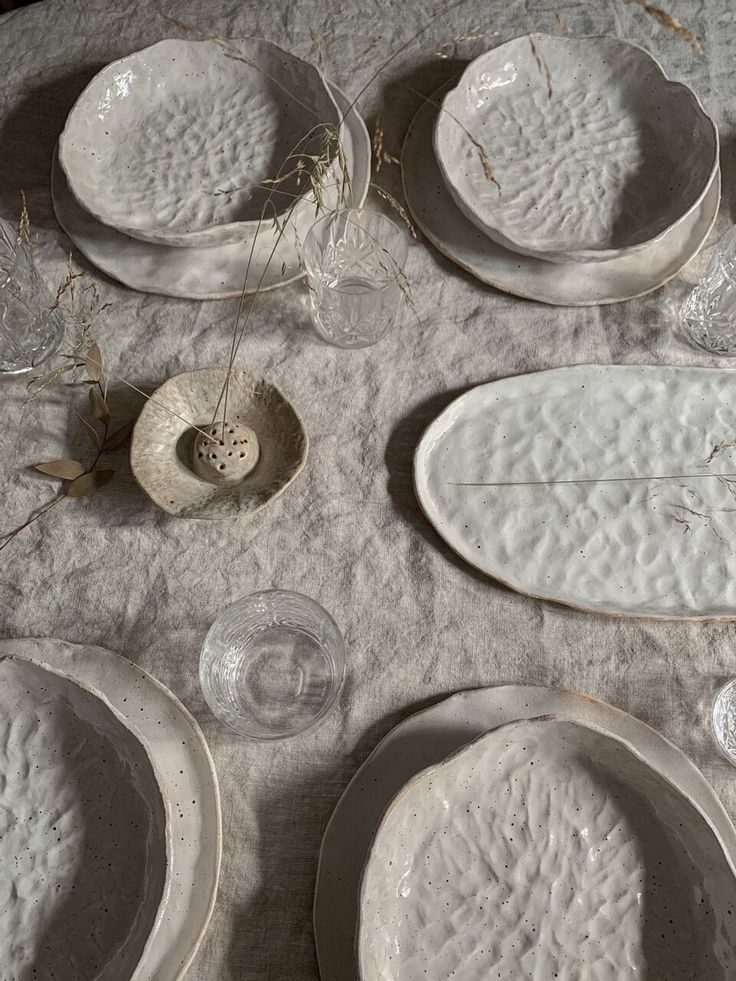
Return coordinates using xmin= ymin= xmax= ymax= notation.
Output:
xmin=192 ymin=421 xmax=260 ymax=485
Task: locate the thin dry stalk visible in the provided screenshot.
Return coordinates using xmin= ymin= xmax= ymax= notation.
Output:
xmin=528 ymin=34 xmax=553 ymax=99
xmin=372 ymin=119 xmax=400 ymax=173
xmin=628 ymin=0 xmax=702 ymax=55
xmin=554 ymin=13 xmax=572 ymax=34
xmin=434 ymin=26 xmax=499 ymax=57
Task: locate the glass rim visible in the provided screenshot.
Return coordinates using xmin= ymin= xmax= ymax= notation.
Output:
xmin=711 ymin=678 xmax=736 ymax=765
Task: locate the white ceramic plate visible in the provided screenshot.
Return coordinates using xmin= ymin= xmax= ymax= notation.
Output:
xmin=434 ymin=34 xmax=718 ymax=263
xmin=414 ymin=364 xmax=736 ymax=619
xmin=52 ymin=83 xmax=370 ymax=300
xmin=358 ymin=717 xmax=736 ymax=980
xmin=314 ymin=685 xmax=736 ymax=980
xmin=403 ymin=84 xmax=720 ymax=305
xmin=58 ymin=39 xmax=341 ymax=247
xmin=0 ymin=654 xmax=169 ymax=979
xmin=0 ymin=638 xmax=221 ymax=981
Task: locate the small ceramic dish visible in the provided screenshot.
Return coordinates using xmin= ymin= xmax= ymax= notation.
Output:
xmin=58 ymin=38 xmax=340 ymax=247
xmin=130 ymin=367 xmax=308 ymax=519
xmin=434 ymin=33 xmax=718 ymax=263
xmin=358 ymin=717 xmax=736 ymax=980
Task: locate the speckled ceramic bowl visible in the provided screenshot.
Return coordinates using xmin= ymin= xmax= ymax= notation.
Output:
xmin=358 ymin=717 xmax=736 ymax=980
xmin=130 ymin=366 xmax=308 ymax=519
xmin=434 ymin=33 xmax=718 ymax=263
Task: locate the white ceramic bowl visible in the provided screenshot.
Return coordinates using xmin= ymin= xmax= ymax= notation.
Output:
xmin=58 ymin=38 xmax=341 ymax=248
xmin=434 ymin=33 xmax=718 ymax=263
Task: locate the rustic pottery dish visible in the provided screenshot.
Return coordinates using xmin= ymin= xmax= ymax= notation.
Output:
xmin=130 ymin=367 xmax=307 ymax=519
xmin=59 ymin=38 xmax=340 ymax=247
xmin=414 ymin=364 xmax=736 ymax=618
xmin=52 ymin=84 xmax=369 ymax=299
xmin=434 ymin=33 xmax=718 ymax=263
xmin=403 ymin=83 xmax=720 ymax=304
xmin=0 ymin=638 xmax=222 ymax=981
xmin=0 ymin=654 xmax=169 ymax=979
xmin=314 ymin=685 xmax=736 ymax=980
xmin=358 ymin=717 xmax=736 ymax=980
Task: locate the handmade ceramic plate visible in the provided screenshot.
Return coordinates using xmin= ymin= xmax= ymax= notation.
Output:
xmin=414 ymin=364 xmax=736 ymax=619
xmin=52 ymin=83 xmax=369 ymax=299
xmin=403 ymin=84 xmax=720 ymax=305
xmin=0 ymin=654 xmax=169 ymax=979
xmin=0 ymin=638 xmax=222 ymax=981
xmin=59 ymin=39 xmax=340 ymax=247
xmin=314 ymin=685 xmax=736 ymax=980
xmin=434 ymin=34 xmax=718 ymax=263
xmin=358 ymin=717 xmax=736 ymax=980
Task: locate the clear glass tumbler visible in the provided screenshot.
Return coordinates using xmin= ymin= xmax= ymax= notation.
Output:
xmin=199 ymin=589 xmax=346 ymax=740
xmin=301 ymin=208 xmax=408 ymax=348
xmin=682 ymin=226 xmax=736 ymax=355
xmin=0 ymin=216 xmax=63 ymax=374
xmin=712 ymin=678 xmax=736 ymax=765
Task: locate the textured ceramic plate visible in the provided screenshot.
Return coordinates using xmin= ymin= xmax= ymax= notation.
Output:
xmin=435 ymin=34 xmax=718 ymax=262
xmin=358 ymin=717 xmax=736 ymax=981
xmin=0 ymin=654 xmax=168 ymax=979
xmin=314 ymin=685 xmax=736 ymax=980
xmin=52 ymin=83 xmax=369 ymax=299
xmin=414 ymin=364 xmax=736 ymax=619
xmin=403 ymin=84 xmax=720 ymax=304
xmin=130 ymin=366 xmax=307 ymax=519
xmin=59 ymin=38 xmax=340 ymax=247
xmin=0 ymin=638 xmax=221 ymax=981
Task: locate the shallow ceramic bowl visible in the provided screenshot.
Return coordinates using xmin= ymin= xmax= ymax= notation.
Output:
xmin=58 ymin=38 xmax=340 ymax=248
xmin=358 ymin=717 xmax=736 ymax=980
xmin=0 ymin=655 xmax=169 ymax=978
xmin=130 ymin=366 xmax=308 ymax=519
xmin=434 ymin=33 xmax=718 ymax=263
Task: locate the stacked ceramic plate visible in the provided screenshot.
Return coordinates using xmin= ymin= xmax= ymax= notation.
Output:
xmin=403 ymin=32 xmax=720 ymax=305
xmin=314 ymin=687 xmax=736 ymax=980
xmin=52 ymin=38 xmax=371 ymax=299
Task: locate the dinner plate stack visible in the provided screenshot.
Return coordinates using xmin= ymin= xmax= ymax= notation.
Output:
xmin=52 ymin=38 xmax=371 ymax=299
xmin=402 ymin=32 xmax=720 ymax=305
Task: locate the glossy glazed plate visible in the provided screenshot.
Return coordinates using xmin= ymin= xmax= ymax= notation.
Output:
xmin=0 ymin=654 xmax=168 ymax=979
xmin=314 ymin=685 xmax=736 ymax=980
xmin=52 ymin=83 xmax=369 ymax=299
xmin=403 ymin=84 xmax=720 ymax=305
xmin=358 ymin=717 xmax=736 ymax=980
xmin=435 ymin=34 xmax=718 ymax=263
xmin=130 ymin=367 xmax=307 ymax=519
xmin=414 ymin=364 xmax=736 ymax=619
xmin=0 ymin=638 xmax=221 ymax=981
xmin=58 ymin=39 xmax=340 ymax=247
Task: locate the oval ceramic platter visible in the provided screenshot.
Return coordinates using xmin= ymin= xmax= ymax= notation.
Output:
xmin=402 ymin=83 xmax=720 ymax=305
xmin=357 ymin=717 xmax=736 ymax=981
xmin=0 ymin=639 xmax=221 ymax=981
xmin=314 ymin=685 xmax=736 ymax=980
xmin=414 ymin=364 xmax=736 ymax=619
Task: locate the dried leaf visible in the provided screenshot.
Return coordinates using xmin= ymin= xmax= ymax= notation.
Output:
xmin=88 ymin=386 xmax=110 ymax=423
xmin=33 ymin=459 xmax=86 ymax=480
xmin=86 ymin=342 xmax=102 ymax=381
xmin=74 ymin=410 xmax=101 ymax=448
xmin=103 ymin=418 xmax=135 ymax=451
xmin=66 ymin=469 xmax=114 ymax=498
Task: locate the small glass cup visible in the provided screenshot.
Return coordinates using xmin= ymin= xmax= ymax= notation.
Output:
xmin=682 ymin=226 xmax=736 ymax=356
xmin=199 ymin=589 xmax=346 ymax=741
xmin=301 ymin=208 xmax=408 ymax=348
xmin=712 ymin=678 xmax=736 ymax=765
xmin=0 ymin=216 xmax=63 ymax=374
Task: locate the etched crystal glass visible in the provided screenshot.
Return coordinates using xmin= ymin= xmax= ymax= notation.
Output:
xmin=682 ymin=226 xmax=736 ymax=355
xmin=712 ymin=678 xmax=736 ymax=765
xmin=199 ymin=589 xmax=346 ymax=740
xmin=301 ymin=209 xmax=408 ymax=348
xmin=0 ymin=216 xmax=63 ymax=374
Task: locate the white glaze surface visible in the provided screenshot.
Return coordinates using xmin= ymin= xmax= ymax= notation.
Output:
xmin=435 ymin=34 xmax=718 ymax=262
xmin=314 ymin=686 xmax=736 ymax=981
xmin=58 ymin=39 xmax=340 ymax=247
xmin=52 ymin=83 xmax=369 ymax=299
xmin=414 ymin=364 xmax=736 ymax=618
xmin=0 ymin=655 xmax=168 ymax=980
xmin=0 ymin=639 xmax=221 ymax=981
xmin=358 ymin=718 xmax=736 ymax=981
xmin=403 ymin=87 xmax=720 ymax=305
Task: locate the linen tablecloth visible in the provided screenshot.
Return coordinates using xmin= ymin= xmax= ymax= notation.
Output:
xmin=1 ymin=0 xmax=736 ymax=977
